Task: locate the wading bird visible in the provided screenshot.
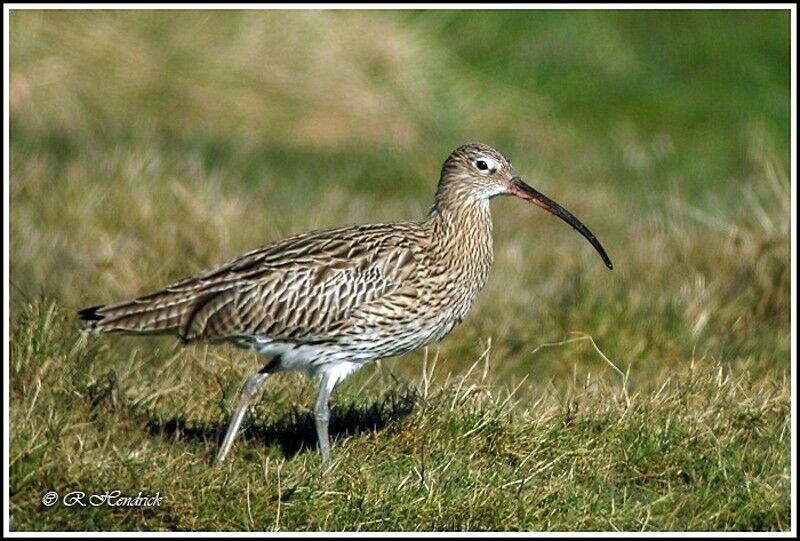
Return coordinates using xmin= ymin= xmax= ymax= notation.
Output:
xmin=79 ymin=143 xmax=613 ymax=466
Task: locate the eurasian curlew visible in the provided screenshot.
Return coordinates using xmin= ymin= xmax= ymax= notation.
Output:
xmin=79 ymin=143 xmax=613 ymax=466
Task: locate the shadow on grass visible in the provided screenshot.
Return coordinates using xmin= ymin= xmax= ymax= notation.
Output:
xmin=131 ymin=387 xmax=418 ymax=461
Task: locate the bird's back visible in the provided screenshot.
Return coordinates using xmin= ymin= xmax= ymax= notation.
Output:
xmin=80 ymin=221 xmax=434 ymax=349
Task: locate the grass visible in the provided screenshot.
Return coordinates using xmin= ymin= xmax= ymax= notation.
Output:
xmin=7 ymin=9 xmax=793 ymax=532
xmin=8 ymin=302 xmax=791 ymax=531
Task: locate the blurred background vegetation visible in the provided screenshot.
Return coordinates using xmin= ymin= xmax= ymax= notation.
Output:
xmin=10 ymin=9 xmax=790 ymax=383
xmin=8 ymin=9 xmax=792 ymax=531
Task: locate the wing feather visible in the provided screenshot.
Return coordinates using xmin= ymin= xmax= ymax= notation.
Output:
xmin=178 ymin=224 xmax=422 ymax=342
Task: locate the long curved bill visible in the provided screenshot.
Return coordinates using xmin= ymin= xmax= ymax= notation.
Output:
xmin=509 ymin=177 xmax=613 ymax=270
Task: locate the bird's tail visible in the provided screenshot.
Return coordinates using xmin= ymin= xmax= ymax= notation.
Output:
xmin=78 ymin=291 xmax=196 ymax=336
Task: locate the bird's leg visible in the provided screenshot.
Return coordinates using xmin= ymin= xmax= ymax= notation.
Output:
xmin=314 ymin=372 xmax=338 ymax=467
xmin=216 ymin=371 xmax=270 ymax=463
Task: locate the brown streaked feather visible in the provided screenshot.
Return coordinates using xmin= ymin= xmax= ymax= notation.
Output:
xmin=80 ymin=222 xmax=425 ymax=343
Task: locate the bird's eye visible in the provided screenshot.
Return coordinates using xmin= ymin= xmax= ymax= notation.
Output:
xmin=476 ymin=160 xmax=489 ymax=171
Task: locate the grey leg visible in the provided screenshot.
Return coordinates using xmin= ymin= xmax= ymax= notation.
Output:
xmin=314 ymin=372 xmax=339 ymax=467
xmin=216 ymin=372 xmax=270 ymax=463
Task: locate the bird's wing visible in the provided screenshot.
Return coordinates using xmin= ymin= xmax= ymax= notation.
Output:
xmin=173 ymin=223 xmax=422 ymax=341
xmin=80 ymin=223 xmax=425 ymax=340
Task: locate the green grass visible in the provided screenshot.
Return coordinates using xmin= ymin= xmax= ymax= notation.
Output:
xmin=8 ymin=302 xmax=791 ymax=531
xmin=8 ymin=9 xmax=792 ymax=532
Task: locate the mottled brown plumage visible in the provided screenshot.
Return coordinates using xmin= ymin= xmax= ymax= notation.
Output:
xmin=79 ymin=142 xmax=612 ymax=466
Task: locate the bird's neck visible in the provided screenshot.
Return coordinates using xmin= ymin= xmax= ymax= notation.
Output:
xmin=426 ymin=195 xmax=494 ymax=274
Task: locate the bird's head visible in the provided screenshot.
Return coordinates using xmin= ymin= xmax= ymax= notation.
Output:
xmin=439 ymin=143 xmax=518 ymax=200
xmin=436 ymin=142 xmax=613 ymax=270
